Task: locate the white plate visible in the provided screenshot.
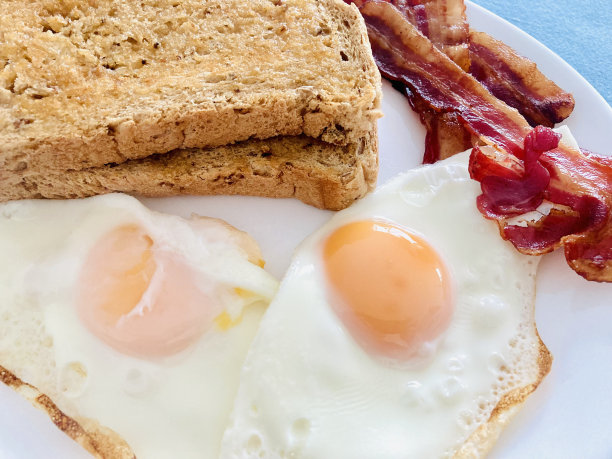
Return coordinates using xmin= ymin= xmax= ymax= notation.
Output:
xmin=1 ymin=2 xmax=611 ymax=457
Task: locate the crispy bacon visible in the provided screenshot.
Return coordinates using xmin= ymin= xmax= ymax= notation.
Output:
xmin=469 ymin=30 xmax=575 ymax=127
xmin=346 ymin=0 xmax=470 ymax=69
xmin=379 ymin=0 xmax=474 ymax=162
xmin=539 ymin=146 xmax=612 ymax=280
xmin=421 ymin=111 xmax=474 ymax=163
xmin=391 ymin=0 xmax=475 ymax=163
xmin=394 ymin=83 xmax=474 ymax=162
xmin=389 ymin=0 xmax=470 ymax=70
xmin=359 ymin=0 xmax=612 ymax=281
xmin=470 ymin=126 xmax=558 ymax=216
xmin=347 ymin=0 xmax=575 ymax=162
xmin=361 ymin=2 xmax=528 ymax=149
xmin=346 ymin=0 xmax=473 ymax=161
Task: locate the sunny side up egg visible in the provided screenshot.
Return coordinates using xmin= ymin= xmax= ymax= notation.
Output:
xmin=221 ymin=151 xmax=550 ymax=458
xmin=0 ymin=193 xmax=278 ymax=458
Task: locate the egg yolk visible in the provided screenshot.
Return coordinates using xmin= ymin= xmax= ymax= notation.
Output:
xmin=323 ymin=220 xmax=453 ymax=361
xmin=77 ymin=224 xmax=215 ymax=358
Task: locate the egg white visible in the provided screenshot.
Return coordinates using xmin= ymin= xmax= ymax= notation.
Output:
xmin=0 ymin=193 xmax=278 ymax=459
xmin=220 ymin=152 xmax=543 ymax=459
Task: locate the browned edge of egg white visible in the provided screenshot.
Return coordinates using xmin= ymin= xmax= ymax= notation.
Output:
xmin=0 ymin=365 xmax=135 ymax=459
xmin=454 ymin=328 xmax=553 ymax=458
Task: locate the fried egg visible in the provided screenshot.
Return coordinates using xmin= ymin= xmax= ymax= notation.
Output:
xmin=0 ymin=193 xmax=278 ymax=458
xmin=220 ymin=151 xmax=550 ymax=458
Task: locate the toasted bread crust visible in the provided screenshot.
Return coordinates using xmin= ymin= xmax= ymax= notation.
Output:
xmin=0 ymin=0 xmax=382 ymax=174
xmin=1 ymin=132 xmax=378 ymax=210
xmin=0 ymin=365 xmax=135 ymax=459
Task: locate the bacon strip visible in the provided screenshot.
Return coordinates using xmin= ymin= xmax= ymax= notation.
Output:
xmin=391 ymin=0 xmax=474 ymax=163
xmin=359 ymin=0 xmax=612 ymax=282
xmin=346 ymin=0 xmax=470 ymax=69
xmin=348 ymin=0 xmax=576 ymax=161
xmin=362 ymin=2 xmax=527 ymax=149
xmin=390 ymin=0 xmax=470 ymax=70
xmin=386 ymin=0 xmax=474 ymax=163
xmin=346 ymin=0 xmax=473 ymax=161
xmin=469 ymin=30 xmax=575 ymax=127
xmin=408 ymin=92 xmax=475 ymax=162
xmin=391 ymin=82 xmax=474 ymax=162
xmin=348 ymin=0 xmax=475 ymax=163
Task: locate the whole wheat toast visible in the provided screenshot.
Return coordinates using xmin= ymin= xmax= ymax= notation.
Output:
xmin=0 ymin=0 xmax=382 ymax=175
xmin=0 ymin=132 xmax=378 ymax=210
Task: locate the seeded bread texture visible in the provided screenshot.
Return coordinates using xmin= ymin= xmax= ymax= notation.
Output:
xmin=1 ymin=132 xmax=378 ymax=210
xmin=0 ymin=0 xmax=382 ymax=174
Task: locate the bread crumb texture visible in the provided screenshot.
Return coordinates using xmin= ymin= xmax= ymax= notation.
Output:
xmin=0 ymin=0 xmax=382 ymax=173
xmin=1 ymin=132 xmax=378 ymax=210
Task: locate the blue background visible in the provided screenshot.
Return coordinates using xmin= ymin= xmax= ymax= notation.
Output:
xmin=474 ymin=0 xmax=611 ymax=105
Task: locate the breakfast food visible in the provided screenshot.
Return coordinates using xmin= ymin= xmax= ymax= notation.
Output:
xmin=0 ymin=0 xmax=606 ymax=455
xmin=468 ymin=30 xmax=575 ymax=128
xmin=0 ymin=194 xmax=278 ymax=458
xmin=345 ymin=0 xmax=575 ymax=162
xmin=1 ymin=133 xmax=378 ymax=211
xmin=354 ymin=0 xmax=612 ymax=282
xmin=351 ymin=0 xmax=476 ymax=163
xmin=0 ymin=0 xmax=382 ymax=208
xmin=220 ymin=151 xmax=551 ymax=458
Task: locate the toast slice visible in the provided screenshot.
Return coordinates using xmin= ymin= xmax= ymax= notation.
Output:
xmin=0 ymin=132 xmax=378 ymax=210
xmin=0 ymin=0 xmax=382 ymax=174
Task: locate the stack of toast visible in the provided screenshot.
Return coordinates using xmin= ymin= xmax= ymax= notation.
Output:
xmin=0 ymin=0 xmax=382 ymax=210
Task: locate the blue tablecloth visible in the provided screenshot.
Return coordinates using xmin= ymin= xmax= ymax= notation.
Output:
xmin=474 ymin=0 xmax=611 ymax=106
